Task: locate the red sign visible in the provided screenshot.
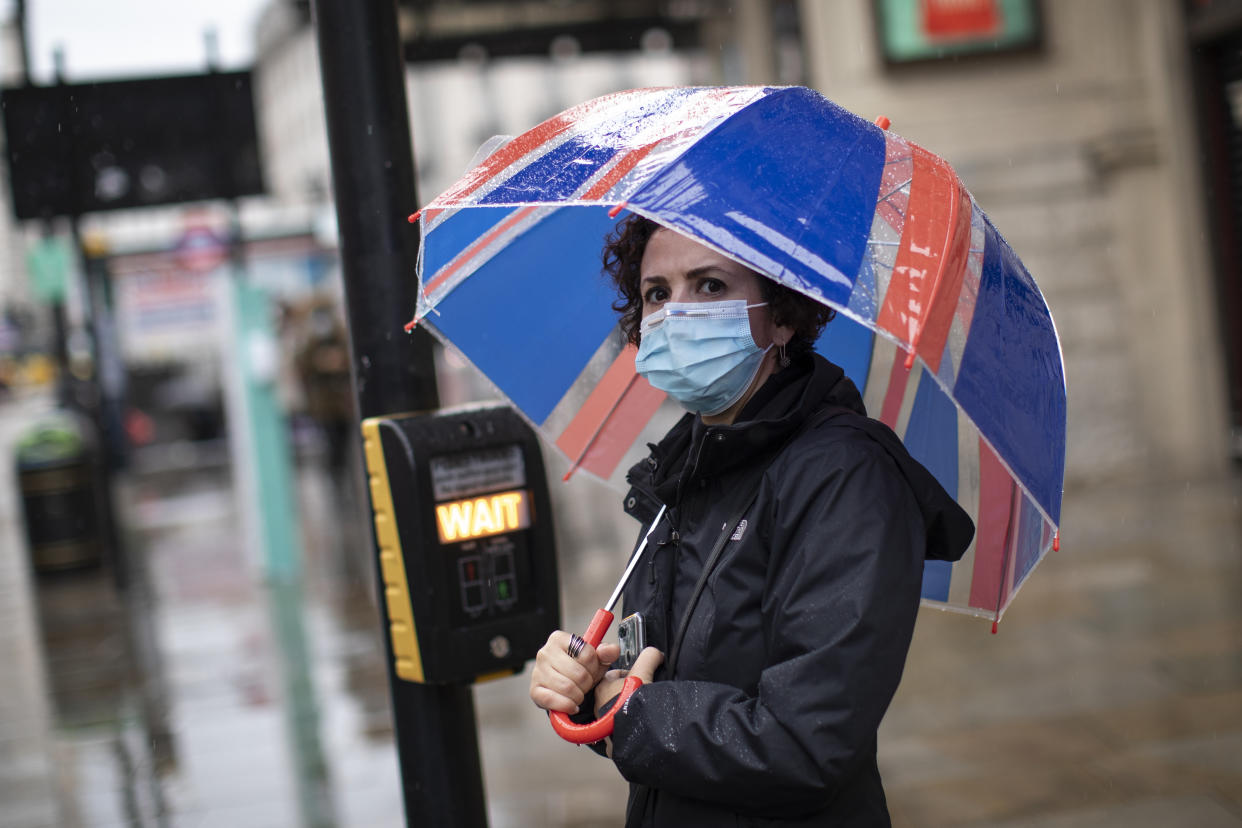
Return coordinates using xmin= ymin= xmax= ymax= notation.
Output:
xmin=921 ymin=0 xmax=1001 ymax=39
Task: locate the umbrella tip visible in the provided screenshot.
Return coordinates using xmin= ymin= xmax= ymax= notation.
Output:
xmin=991 ymin=619 xmax=999 ymax=634
xmin=404 ymin=318 xmax=418 ymax=332
xmin=1053 ymin=531 xmax=1060 ymax=552
xmin=408 ymin=210 xmax=422 ymax=223
xmin=608 ymin=201 xmax=629 ymax=219
xmin=874 ymin=115 xmax=891 ymax=130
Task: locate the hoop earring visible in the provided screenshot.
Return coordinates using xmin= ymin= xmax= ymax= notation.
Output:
xmin=778 ymin=343 xmax=790 ymax=368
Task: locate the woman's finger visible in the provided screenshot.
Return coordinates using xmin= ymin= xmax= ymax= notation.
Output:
xmin=535 ymin=633 xmax=595 ymax=685
xmin=532 ymin=657 xmax=589 ymax=694
xmin=539 ymin=667 xmax=588 ymax=704
xmin=530 ymin=684 xmax=581 ymax=714
xmin=629 ymin=647 xmax=665 ymax=683
xmin=551 ymin=635 xmax=616 ymax=686
xmin=595 ymin=642 xmax=621 ymax=667
xmin=568 ymin=642 xmax=613 ymax=684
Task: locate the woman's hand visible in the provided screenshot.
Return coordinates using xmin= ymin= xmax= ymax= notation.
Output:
xmin=594 ymin=646 xmax=664 ymax=717
xmin=530 ymin=631 xmax=621 ymax=714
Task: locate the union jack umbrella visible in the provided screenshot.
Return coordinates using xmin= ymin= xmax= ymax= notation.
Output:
xmin=410 ymin=86 xmax=1067 ymax=625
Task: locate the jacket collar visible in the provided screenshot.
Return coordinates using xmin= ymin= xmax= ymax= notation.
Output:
xmin=626 ymin=353 xmax=865 ymax=509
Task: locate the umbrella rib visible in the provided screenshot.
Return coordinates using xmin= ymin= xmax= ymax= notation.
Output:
xmin=877 ymin=177 xmax=913 ymax=204
xmin=562 ymin=370 xmax=641 ymax=482
xmin=993 ymin=478 xmax=1020 ymax=631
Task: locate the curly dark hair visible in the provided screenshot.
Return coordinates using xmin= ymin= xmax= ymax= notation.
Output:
xmin=602 ymin=215 xmax=835 ymax=354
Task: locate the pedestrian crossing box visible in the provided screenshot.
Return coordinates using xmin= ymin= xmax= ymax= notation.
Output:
xmin=361 ymin=404 xmax=560 ymax=684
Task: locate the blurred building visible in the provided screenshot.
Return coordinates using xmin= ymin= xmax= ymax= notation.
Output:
xmin=244 ymin=0 xmax=1233 ymax=491
xmin=0 ymin=0 xmax=1234 ymax=486
xmin=0 ymin=13 xmax=30 ymax=311
xmin=801 ymin=0 xmax=1229 ymax=486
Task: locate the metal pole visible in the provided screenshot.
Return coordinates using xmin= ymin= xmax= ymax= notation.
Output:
xmin=309 ymin=2 xmax=488 ymax=826
xmin=14 ymin=0 xmax=30 ymax=80
xmin=70 ymin=222 xmax=127 ymax=585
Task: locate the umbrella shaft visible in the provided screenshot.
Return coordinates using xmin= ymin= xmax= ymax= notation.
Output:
xmin=605 ymin=504 xmax=667 ymax=612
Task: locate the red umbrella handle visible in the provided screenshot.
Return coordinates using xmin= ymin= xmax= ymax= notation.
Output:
xmin=548 ymin=675 xmax=643 ymax=744
xmin=548 ymin=608 xmax=644 ymax=744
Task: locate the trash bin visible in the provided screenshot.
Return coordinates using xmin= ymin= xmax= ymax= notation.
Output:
xmin=15 ymin=411 xmax=103 ymax=572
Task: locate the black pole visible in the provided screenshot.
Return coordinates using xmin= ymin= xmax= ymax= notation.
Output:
xmin=309 ymin=2 xmax=488 ymax=826
xmin=14 ymin=0 xmax=30 ymax=80
xmin=70 ymin=222 xmax=127 ymax=587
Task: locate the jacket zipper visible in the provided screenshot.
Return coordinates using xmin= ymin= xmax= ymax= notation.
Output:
xmin=650 ymin=528 xmax=679 ymax=584
xmin=663 ymin=527 xmax=680 ymax=656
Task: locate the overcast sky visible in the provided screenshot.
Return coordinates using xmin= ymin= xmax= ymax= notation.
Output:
xmin=4 ymin=0 xmax=268 ymax=82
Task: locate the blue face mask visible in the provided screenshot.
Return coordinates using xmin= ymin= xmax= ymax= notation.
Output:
xmin=634 ymin=299 xmax=771 ymax=416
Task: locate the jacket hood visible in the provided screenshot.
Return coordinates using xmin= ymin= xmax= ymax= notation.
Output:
xmin=830 ymin=404 xmax=974 ymax=563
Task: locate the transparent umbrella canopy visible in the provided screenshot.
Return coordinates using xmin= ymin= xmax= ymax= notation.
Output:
xmin=409 ymin=85 xmax=1066 ymax=626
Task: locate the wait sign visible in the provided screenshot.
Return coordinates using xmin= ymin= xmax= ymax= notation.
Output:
xmin=435 ymin=489 xmax=531 ymax=543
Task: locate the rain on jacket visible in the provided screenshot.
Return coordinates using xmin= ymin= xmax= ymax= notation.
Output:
xmin=601 ymin=352 xmax=974 ymax=827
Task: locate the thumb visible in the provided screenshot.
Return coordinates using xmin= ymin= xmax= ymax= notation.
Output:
xmin=630 ymin=647 xmax=664 ymax=683
xmin=596 ymin=642 xmax=621 ymax=666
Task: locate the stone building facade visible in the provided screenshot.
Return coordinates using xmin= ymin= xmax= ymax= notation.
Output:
xmin=251 ymin=0 xmax=1230 ymax=490
xmin=1 ymin=0 xmax=1228 ymax=487
xmin=797 ymin=0 xmax=1229 ymax=487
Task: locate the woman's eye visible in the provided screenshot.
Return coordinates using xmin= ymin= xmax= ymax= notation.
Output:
xmin=643 ymin=286 xmax=668 ymax=304
xmin=700 ymin=278 xmax=725 ymax=295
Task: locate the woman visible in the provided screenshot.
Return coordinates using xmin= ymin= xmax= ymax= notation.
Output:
xmin=530 ymin=216 xmax=973 ymax=827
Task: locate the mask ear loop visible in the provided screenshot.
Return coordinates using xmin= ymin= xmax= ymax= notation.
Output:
xmin=778 ymin=342 xmax=790 ymax=368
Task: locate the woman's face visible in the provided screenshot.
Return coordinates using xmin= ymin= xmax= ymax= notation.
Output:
xmin=639 ymin=228 xmax=791 ymax=349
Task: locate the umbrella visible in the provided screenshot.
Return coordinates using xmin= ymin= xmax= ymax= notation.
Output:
xmin=409 ymin=86 xmax=1066 ymax=626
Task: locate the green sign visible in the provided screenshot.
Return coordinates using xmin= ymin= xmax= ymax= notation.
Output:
xmin=26 ymin=237 xmax=74 ymax=304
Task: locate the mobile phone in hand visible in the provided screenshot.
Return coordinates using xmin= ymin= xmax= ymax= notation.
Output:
xmin=615 ymin=612 xmax=645 ymax=671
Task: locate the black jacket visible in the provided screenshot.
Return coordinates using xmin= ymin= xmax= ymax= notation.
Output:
xmin=605 ymin=352 xmax=973 ymax=827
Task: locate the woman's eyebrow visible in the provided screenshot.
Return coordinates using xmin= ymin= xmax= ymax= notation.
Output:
xmin=685 ymin=264 xmax=732 ymax=279
xmin=640 ymin=265 xmax=731 ymax=286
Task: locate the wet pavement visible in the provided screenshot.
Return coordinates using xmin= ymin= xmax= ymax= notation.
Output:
xmin=2 ymin=389 xmax=1240 ymax=826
